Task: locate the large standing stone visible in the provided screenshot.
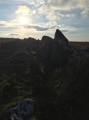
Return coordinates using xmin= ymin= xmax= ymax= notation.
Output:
xmin=54 ymin=29 xmax=68 ymax=45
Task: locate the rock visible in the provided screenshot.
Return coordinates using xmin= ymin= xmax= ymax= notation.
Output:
xmin=71 ymin=47 xmax=89 ymax=60
xmin=36 ymin=29 xmax=71 ymax=70
xmin=5 ymin=99 xmax=35 ymax=120
xmin=37 ymin=36 xmax=54 ymax=61
xmin=51 ymin=41 xmax=69 ymax=67
xmin=54 ymin=29 xmax=68 ymax=45
xmin=36 ymin=29 xmax=89 ymax=70
xmin=41 ymin=36 xmax=53 ymax=45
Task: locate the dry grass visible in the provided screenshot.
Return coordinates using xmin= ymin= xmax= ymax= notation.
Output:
xmin=69 ymin=42 xmax=89 ymax=47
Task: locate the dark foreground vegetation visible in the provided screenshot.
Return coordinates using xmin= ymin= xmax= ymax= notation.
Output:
xmin=0 ymin=29 xmax=89 ymax=120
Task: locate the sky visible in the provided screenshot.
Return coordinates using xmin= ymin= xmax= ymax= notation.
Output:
xmin=0 ymin=0 xmax=89 ymax=41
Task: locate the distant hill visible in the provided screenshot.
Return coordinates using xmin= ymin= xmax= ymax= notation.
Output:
xmin=0 ymin=38 xmax=16 ymax=45
xmin=69 ymin=41 xmax=89 ymax=47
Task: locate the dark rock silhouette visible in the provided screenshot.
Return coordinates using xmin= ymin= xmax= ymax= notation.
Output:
xmin=41 ymin=36 xmax=53 ymax=44
xmin=37 ymin=36 xmax=53 ymax=61
xmin=37 ymin=29 xmax=71 ymax=70
xmin=54 ymin=29 xmax=68 ymax=45
xmin=36 ymin=29 xmax=89 ymax=71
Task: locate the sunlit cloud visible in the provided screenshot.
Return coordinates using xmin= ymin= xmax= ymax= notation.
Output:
xmin=0 ymin=20 xmax=21 ymax=27
xmin=31 ymin=10 xmax=36 ymax=15
xmin=15 ymin=6 xmax=30 ymax=15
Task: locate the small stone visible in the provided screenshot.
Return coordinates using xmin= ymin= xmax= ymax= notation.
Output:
xmin=5 ymin=99 xmax=35 ymax=120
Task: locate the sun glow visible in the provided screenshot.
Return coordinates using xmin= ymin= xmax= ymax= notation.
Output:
xmin=20 ymin=17 xmax=27 ymax=25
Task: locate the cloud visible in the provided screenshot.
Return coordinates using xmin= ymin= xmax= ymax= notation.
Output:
xmin=15 ymin=6 xmax=30 ymax=15
xmin=23 ymin=21 xmax=76 ymax=34
xmin=0 ymin=24 xmax=5 ymax=26
xmin=47 ymin=12 xmax=75 ymax=20
xmin=0 ymin=20 xmax=22 ymax=28
xmin=28 ymin=1 xmax=36 ymax=5
xmin=38 ymin=0 xmax=89 ymax=20
xmin=60 ymin=25 xmax=76 ymax=33
xmin=63 ymin=14 xmax=75 ymax=18
xmin=47 ymin=24 xmax=77 ymax=34
xmin=61 ymin=30 xmax=69 ymax=33
xmin=24 ymin=24 xmax=55 ymax=31
xmin=0 ymin=21 xmax=12 ymax=27
xmin=81 ymin=8 xmax=89 ymax=17
xmin=27 ymin=0 xmax=45 ymax=7
xmin=0 ymin=0 xmax=36 ymax=6
xmin=0 ymin=21 xmax=7 ymax=27
xmin=15 ymin=5 xmax=37 ymax=16
xmin=37 ymin=0 xmax=45 ymax=5
xmin=48 ymin=0 xmax=77 ymax=10
xmin=38 ymin=4 xmax=50 ymax=14
xmin=23 ymin=21 xmax=57 ymax=31
xmin=38 ymin=5 xmax=75 ymax=21
xmin=31 ymin=10 xmax=36 ymax=15
xmin=0 ymin=19 xmax=77 ymax=33
xmin=48 ymin=0 xmax=89 ymax=12
xmin=9 ymin=33 xmax=20 ymax=36
xmin=46 ymin=11 xmax=60 ymax=20
xmin=38 ymin=5 xmax=60 ymax=20
xmin=45 ymin=21 xmax=57 ymax=28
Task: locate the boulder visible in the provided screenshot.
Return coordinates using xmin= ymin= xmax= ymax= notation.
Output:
xmin=5 ymin=99 xmax=35 ymax=120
